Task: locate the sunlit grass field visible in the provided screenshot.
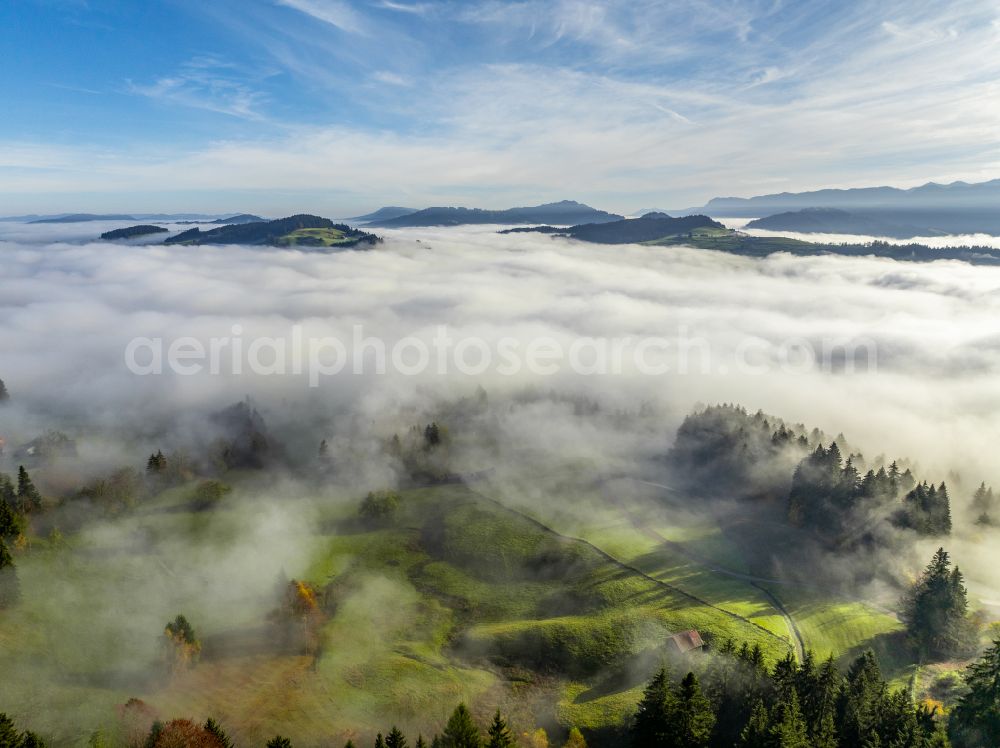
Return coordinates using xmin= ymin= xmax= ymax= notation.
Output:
xmin=0 ymin=476 xmax=911 ymax=746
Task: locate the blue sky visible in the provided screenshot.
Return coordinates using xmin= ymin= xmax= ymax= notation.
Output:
xmin=2 ymin=0 xmax=1000 ymax=215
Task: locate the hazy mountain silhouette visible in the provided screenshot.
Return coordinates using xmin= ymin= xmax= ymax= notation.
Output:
xmin=369 ymin=200 xmax=623 ymax=227
xmin=348 ymin=206 xmax=418 ymax=223
xmin=746 ymin=208 xmax=944 ymax=239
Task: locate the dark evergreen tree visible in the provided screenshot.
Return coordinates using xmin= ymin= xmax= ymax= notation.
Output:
xmin=415 ymin=737 xmax=427 ymax=748
xmin=0 ymin=378 xmax=8 ymax=403
xmin=486 ymin=711 xmax=513 ymax=748
xmin=0 ymin=713 xmax=22 ymax=748
xmin=897 ymin=482 xmax=952 ymax=535
xmin=16 ymin=466 xmax=42 ymax=513
xmin=375 ymin=733 xmax=386 ymax=748
xmin=738 ymin=700 xmax=770 ymax=748
xmin=145 ymin=451 xmax=167 ymax=476
xmin=769 ymin=691 xmax=810 ymax=748
xmin=633 ymin=667 xmax=674 ymax=747
xmin=0 ymin=491 xmax=24 ymax=540
xmin=203 ymin=719 xmax=232 ymax=748
xmin=950 ymin=639 xmax=1000 ymax=746
xmin=0 ymin=474 xmax=15 ymax=508
xmin=21 ymin=731 xmax=47 ymax=748
xmin=267 ymin=737 xmax=293 ymax=748
xmin=971 ymin=482 xmax=995 ymax=526
xmin=424 ymin=423 xmax=442 ymax=448
xmin=805 ymin=656 xmax=840 ymax=748
xmin=670 ymin=672 xmax=715 ymax=748
xmin=902 ymin=547 xmax=975 ymax=659
xmin=440 ymin=704 xmax=480 ymax=748
xmin=144 ymin=720 xmax=163 ymax=748
xmin=386 ymin=727 xmax=408 ymax=748
xmin=836 ymin=650 xmax=886 ymax=747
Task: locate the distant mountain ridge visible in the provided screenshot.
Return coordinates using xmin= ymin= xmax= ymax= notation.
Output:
xmin=700 ymin=178 xmax=1000 ymax=216
xmin=210 ymin=214 xmax=265 ymax=224
xmin=30 ymin=213 xmax=137 ymax=224
xmin=745 ymin=208 xmax=944 ymax=240
xmin=348 ymin=206 xmax=417 ymax=223
xmin=677 ymin=178 xmax=1000 ymax=236
xmin=369 ymin=200 xmax=623 ymax=227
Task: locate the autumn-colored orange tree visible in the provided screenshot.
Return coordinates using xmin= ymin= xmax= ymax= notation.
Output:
xmin=271 ymin=579 xmax=325 ymax=656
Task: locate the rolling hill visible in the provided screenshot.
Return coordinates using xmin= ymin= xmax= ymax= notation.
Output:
xmin=501 ymin=213 xmax=723 ymax=244
xmin=674 ymin=177 xmax=1000 ymax=235
xmin=348 ymin=207 xmax=418 ymax=223
xmin=368 ymin=200 xmax=623 ymax=228
xmin=100 ymin=225 xmax=169 ymax=240
xmin=162 ymin=215 xmax=381 ymax=248
xmin=745 ymin=208 xmax=944 ymax=239
xmin=30 ymin=213 xmax=137 ymax=223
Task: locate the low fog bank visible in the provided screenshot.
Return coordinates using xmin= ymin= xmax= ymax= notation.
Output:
xmin=3 ymin=221 xmax=1000 ymax=476
xmin=3 ymin=222 xmax=1000 ymax=593
xmin=719 ymin=216 xmax=1000 ymax=250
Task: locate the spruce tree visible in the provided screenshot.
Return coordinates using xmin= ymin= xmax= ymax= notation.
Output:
xmin=0 ymin=713 xmax=22 ymax=747
xmin=16 ymin=466 xmax=42 ymax=513
xmin=950 ymin=639 xmax=1000 ymax=746
xmin=903 ymin=547 xmax=975 ymax=659
xmin=375 ymin=734 xmax=386 ymax=748
xmin=836 ymin=650 xmax=886 ymax=747
xmin=146 ymin=451 xmax=167 ymax=476
xmin=386 ymin=727 xmax=408 ymax=748
xmin=671 ymin=672 xmax=715 ymax=748
xmin=738 ymin=700 xmax=769 ymax=748
xmin=203 ymin=719 xmax=232 ymax=748
xmin=768 ymin=691 xmax=809 ymax=748
xmin=806 ymin=656 xmax=840 ymax=748
xmin=21 ymin=731 xmax=47 ymax=748
xmin=632 ymin=668 xmax=674 ymax=747
xmin=441 ymin=704 xmax=480 ymax=748
xmin=266 ymin=737 xmax=292 ymax=748
xmin=0 ymin=494 xmax=24 ymax=540
xmin=486 ymin=711 xmax=513 ymax=748
xmin=0 ymin=378 xmax=8 ymax=403
xmin=0 ymin=474 xmax=15 ymax=508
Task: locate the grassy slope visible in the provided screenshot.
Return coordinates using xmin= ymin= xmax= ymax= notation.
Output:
xmin=0 ymin=482 xmax=788 ymax=746
xmin=275 ymin=228 xmax=352 ymax=247
xmin=0 ymin=475 xmax=913 ymax=745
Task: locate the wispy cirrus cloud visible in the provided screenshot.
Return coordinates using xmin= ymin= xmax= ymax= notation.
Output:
xmin=3 ymin=0 xmax=1000 ymax=212
xmin=275 ymin=0 xmax=368 ymax=33
xmin=128 ymin=57 xmax=269 ymax=121
xmin=375 ymin=0 xmax=432 ymax=14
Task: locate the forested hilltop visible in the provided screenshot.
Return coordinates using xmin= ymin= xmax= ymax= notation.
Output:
xmin=163 ymin=214 xmax=382 ymax=248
